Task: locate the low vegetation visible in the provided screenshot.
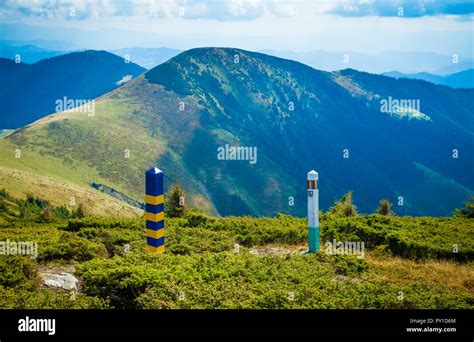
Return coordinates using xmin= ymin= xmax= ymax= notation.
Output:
xmin=0 ymin=189 xmax=87 ymax=224
xmin=0 ymin=190 xmax=472 ymax=309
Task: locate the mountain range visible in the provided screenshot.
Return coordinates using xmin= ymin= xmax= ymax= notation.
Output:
xmin=383 ymin=69 xmax=474 ymax=89
xmin=0 ymin=50 xmax=145 ymax=129
xmin=0 ymin=48 xmax=472 ymax=217
xmin=0 ymin=41 xmax=65 ymax=64
xmin=110 ymin=47 xmax=182 ymax=70
xmin=3 ymin=32 xmax=473 ymax=75
xmin=262 ymin=50 xmax=474 ymax=75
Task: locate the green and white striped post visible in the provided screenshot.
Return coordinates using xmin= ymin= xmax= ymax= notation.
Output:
xmin=307 ymin=170 xmax=320 ymax=252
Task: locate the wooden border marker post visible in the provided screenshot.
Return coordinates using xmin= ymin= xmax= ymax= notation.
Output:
xmin=307 ymin=170 xmax=320 ymax=252
xmin=145 ymin=167 xmax=165 ymax=253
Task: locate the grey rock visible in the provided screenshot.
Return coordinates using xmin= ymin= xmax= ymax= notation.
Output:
xmin=41 ymin=272 xmax=78 ymax=290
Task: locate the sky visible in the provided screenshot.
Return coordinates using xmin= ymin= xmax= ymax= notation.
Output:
xmin=0 ymin=0 xmax=473 ymax=57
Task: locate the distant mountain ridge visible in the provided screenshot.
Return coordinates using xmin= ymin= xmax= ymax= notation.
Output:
xmin=1 ymin=47 xmax=472 ymax=216
xmin=261 ymin=50 xmax=474 ymax=74
xmin=0 ymin=42 xmax=66 ymax=63
xmin=0 ymin=50 xmax=145 ymax=128
xmin=383 ymin=69 xmax=474 ymax=89
xmin=110 ymin=47 xmax=182 ymax=69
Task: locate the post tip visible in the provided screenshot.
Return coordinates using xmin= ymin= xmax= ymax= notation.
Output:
xmin=307 ymin=170 xmax=318 ymax=180
xmin=147 ymin=167 xmax=163 ymax=174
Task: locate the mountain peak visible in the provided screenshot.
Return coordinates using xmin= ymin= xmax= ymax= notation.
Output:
xmin=35 ymin=49 xmax=139 ymax=66
xmin=0 ymin=49 xmax=146 ymax=128
xmin=144 ymin=46 xmax=325 ymax=96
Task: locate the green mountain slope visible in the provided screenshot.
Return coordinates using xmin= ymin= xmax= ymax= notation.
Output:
xmin=0 ymin=48 xmax=472 ymax=216
xmin=0 ymin=50 xmax=145 ymax=129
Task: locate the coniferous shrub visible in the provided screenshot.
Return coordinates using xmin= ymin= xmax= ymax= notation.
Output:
xmin=376 ymin=199 xmax=395 ymax=216
xmin=453 ymin=196 xmax=474 ymax=218
xmin=165 ymin=184 xmax=186 ymax=218
xmin=330 ymin=191 xmax=357 ymax=217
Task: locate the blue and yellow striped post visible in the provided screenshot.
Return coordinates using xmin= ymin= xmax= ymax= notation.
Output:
xmin=307 ymin=170 xmax=320 ymax=252
xmin=145 ymin=167 xmax=165 ymax=253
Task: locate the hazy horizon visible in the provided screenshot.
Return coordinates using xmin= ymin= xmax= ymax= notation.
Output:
xmin=1 ymin=0 xmax=472 ymax=57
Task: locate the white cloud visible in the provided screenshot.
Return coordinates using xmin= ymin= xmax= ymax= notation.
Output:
xmin=0 ymin=0 xmax=269 ymax=21
xmin=327 ymin=0 xmax=474 ymax=18
xmin=1 ymin=0 xmax=471 ymax=58
xmin=2 ymin=0 xmax=472 ymax=22
xmin=181 ymin=0 xmax=266 ymax=21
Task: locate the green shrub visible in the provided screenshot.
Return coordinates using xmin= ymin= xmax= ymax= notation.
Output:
xmin=186 ymin=213 xmax=306 ymax=246
xmin=0 ymin=256 xmax=38 ymax=288
xmin=453 ymin=196 xmax=474 ymax=218
xmin=1 ymin=212 xmax=472 ymax=309
xmin=321 ymin=214 xmax=473 ymax=261
xmin=330 ymin=191 xmax=357 ymax=217
xmin=76 ymin=251 xmax=472 ymax=309
xmin=0 ymin=190 xmax=71 ymax=223
xmin=39 ymin=232 xmax=108 ymax=262
xmin=165 ymin=184 xmax=186 ymax=218
xmin=376 ymin=199 xmax=395 ymax=216
xmin=0 ymin=286 xmax=110 ymax=309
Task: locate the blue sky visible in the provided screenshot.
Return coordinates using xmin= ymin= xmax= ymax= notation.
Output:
xmin=0 ymin=0 xmax=473 ymax=57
